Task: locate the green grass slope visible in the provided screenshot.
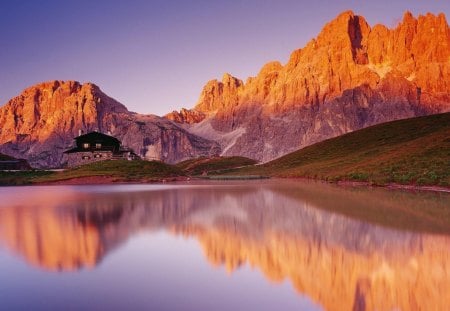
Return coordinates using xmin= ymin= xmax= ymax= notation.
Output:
xmin=40 ymin=160 xmax=185 ymax=183
xmin=1 ymin=156 xmax=259 ymax=185
xmin=176 ymin=156 xmax=257 ymax=175
xmin=0 ymin=160 xmax=185 ymax=185
xmin=2 ymin=113 xmax=449 ymax=187
xmin=0 ymin=171 xmax=53 ymax=186
xmin=229 ymin=112 xmax=450 ymax=186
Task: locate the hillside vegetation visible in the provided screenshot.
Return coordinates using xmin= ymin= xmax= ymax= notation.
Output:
xmin=176 ymin=156 xmax=257 ymax=175
xmin=1 ymin=113 xmax=449 ymax=188
xmin=0 ymin=160 xmax=184 ymax=185
xmin=42 ymin=160 xmax=184 ymax=182
xmin=1 ymin=157 xmax=258 ymax=185
xmin=227 ymin=112 xmax=450 ymax=186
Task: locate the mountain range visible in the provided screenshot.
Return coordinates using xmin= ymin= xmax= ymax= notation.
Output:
xmin=0 ymin=81 xmax=219 ymax=167
xmin=0 ymin=10 xmax=449 ymax=168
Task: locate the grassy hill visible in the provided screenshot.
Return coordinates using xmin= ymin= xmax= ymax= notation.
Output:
xmin=176 ymin=156 xmax=257 ymax=175
xmin=226 ymin=112 xmax=450 ymax=187
xmin=1 ymin=157 xmax=257 ymax=185
xmin=45 ymin=160 xmax=184 ymax=182
xmin=1 ymin=113 xmax=449 ymax=187
xmin=0 ymin=160 xmax=184 ymax=185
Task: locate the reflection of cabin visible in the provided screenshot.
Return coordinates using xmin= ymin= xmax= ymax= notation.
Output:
xmin=64 ymin=132 xmax=139 ymax=167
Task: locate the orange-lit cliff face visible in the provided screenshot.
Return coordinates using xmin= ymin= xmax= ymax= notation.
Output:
xmin=176 ymin=11 xmax=450 ymax=161
xmin=0 ymin=81 xmax=219 ymax=168
xmin=0 ymin=182 xmax=449 ymax=310
xmin=0 ymin=81 xmax=128 ymax=165
xmin=194 ymin=11 xmax=449 ymax=114
xmin=1 ymin=11 xmax=447 ymax=166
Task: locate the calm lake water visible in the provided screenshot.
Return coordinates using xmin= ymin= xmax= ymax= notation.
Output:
xmin=0 ymin=180 xmax=449 ymax=311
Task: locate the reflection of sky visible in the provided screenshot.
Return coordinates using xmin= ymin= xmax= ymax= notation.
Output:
xmin=0 ymin=232 xmax=321 ymax=311
xmin=1 ymin=0 xmax=448 ymax=115
xmin=0 ymin=181 xmax=449 ymax=310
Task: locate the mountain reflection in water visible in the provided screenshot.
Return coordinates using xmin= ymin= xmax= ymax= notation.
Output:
xmin=0 ymin=181 xmax=449 ymax=311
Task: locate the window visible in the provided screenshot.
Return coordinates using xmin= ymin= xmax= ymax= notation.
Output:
xmin=94 ymin=154 xmax=102 ymax=158
xmin=95 ymin=143 xmax=102 ymax=149
xmin=83 ymin=143 xmax=90 ymax=149
xmin=82 ymin=156 xmax=90 ymax=160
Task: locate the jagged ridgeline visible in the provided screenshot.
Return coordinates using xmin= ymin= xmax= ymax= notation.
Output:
xmin=0 ymin=81 xmax=220 ymax=168
xmin=167 ymin=11 xmax=450 ymax=161
xmin=1 ymin=11 xmax=449 ymax=168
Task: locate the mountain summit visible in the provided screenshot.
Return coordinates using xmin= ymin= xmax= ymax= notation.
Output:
xmin=168 ymin=11 xmax=450 ymax=161
xmin=1 ymin=11 xmax=449 ymax=167
xmin=0 ymin=81 xmax=219 ymax=167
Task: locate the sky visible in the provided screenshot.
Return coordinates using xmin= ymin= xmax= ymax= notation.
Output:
xmin=1 ymin=0 xmax=449 ymax=115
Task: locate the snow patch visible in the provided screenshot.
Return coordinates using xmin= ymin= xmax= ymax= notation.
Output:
xmin=220 ymin=127 xmax=246 ymax=155
xmin=187 ymin=117 xmax=246 ymax=155
xmin=187 ymin=117 xmax=222 ymax=141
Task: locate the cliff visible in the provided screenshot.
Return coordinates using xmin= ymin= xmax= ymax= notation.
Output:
xmin=0 ymin=81 xmax=220 ymax=167
xmin=1 ymin=11 xmax=449 ymax=166
xmin=173 ymin=11 xmax=450 ymax=161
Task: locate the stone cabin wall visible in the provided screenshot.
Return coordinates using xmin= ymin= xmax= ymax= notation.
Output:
xmin=67 ymin=151 xmax=113 ymax=168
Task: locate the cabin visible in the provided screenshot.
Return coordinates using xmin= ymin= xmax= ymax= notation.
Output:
xmin=64 ymin=131 xmax=139 ymax=167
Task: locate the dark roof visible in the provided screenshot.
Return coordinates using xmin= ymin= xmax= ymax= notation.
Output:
xmin=64 ymin=147 xmax=85 ymax=154
xmin=64 ymin=131 xmax=122 ymax=154
xmin=75 ymin=131 xmax=120 ymax=144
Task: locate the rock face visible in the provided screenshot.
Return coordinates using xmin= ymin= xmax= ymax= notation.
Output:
xmin=165 ymin=108 xmax=206 ymax=124
xmin=1 ymin=11 xmax=448 ymax=166
xmin=0 ymin=81 xmax=219 ymax=168
xmin=172 ymin=11 xmax=450 ymax=161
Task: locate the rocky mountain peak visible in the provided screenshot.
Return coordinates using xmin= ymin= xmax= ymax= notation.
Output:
xmin=193 ymin=74 xmax=243 ymax=114
xmin=180 ymin=10 xmax=450 ymax=162
xmin=165 ymin=108 xmax=206 ymax=124
xmin=0 ymin=80 xmax=219 ymax=167
xmin=402 ymin=10 xmax=416 ymax=25
xmin=2 ymin=11 xmax=449 ymax=167
xmin=258 ymin=61 xmax=283 ymax=76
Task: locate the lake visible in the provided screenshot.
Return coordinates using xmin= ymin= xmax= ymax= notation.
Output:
xmin=0 ymin=180 xmax=449 ymax=311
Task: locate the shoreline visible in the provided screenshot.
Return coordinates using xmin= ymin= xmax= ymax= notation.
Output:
xmin=36 ymin=175 xmax=191 ymax=185
xmin=285 ymin=176 xmax=450 ymax=193
xmin=4 ymin=174 xmax=449 ymax=193
xmin=335 ymin=180 xmax=450 ymax=193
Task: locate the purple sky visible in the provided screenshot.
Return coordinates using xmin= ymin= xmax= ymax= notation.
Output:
xmin=1 ymin=0 xmax=448 ymax=115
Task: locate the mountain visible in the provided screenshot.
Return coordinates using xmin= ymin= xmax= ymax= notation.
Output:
xmin=170 ymin=11 xmax=450 ymax=162
xmin=0 ymin=81 xmax=220 ymax=168
xmin=1 ymin=11 xmax=448 ymax=167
